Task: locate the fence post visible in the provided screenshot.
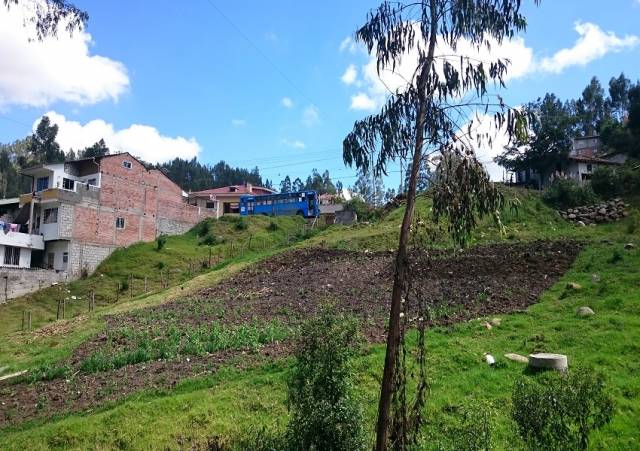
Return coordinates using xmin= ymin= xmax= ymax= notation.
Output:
xmin=62 ymin=299 xmax=66 ymax=319
xmin=116 ymin=283 xmax=120 ymax=302
xmin=3 ymin=276 xmax=7 ymax=303
xmin=56 ymin=300 xmax=61 ymax=320
xmin=21 ymin=310 xmax=26 ymax=331
xmin=144 ymin=276 xmax=148 ymax=292
xmin=28 ymin=311 xmax=32 ymax=331
xmin=129 ymin=274 xmax=133 ymax=298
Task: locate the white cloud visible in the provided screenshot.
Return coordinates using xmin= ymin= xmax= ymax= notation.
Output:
xmin=539 ymin=22 xmax=639 ymax=73
xmin=38 ymin=111 xmax=200 ymax=164
xmin=0 ymin=3 xmax=129 ymax=108
xmin=231 ymin=119 xmax=246 ymax=127
xmin=343 ymin=21 xmax=638 ymax=111
xmin=264 ymin=31 xmax=279 ymax=43
xmin=281 ymin=138 xmax=306 ymax=149
xmin=339 ymin=36 xmax=358 ymax=53
xmin=350 ymin=93 xmax=377 ymax=111
xmin=341 ymin=64 xmax=358 ymax=85
xmin=465 ymin=113 xmax=514 ymax=181
xmin=302 ymin=104 xmax=320 ymax=127
xmin=281 ymin=97 xmax=293 ymax=108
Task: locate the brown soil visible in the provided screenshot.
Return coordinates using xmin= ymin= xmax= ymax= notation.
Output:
xmin=0 ymin=240 xmax=581 ymax=427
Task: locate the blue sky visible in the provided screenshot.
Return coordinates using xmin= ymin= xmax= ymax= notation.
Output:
xmin=1 ymin=0 xmax=640 ymax=189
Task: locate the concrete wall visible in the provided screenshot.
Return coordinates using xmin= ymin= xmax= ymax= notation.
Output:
xmin=68 ymin=241 xmax=117 ymax=277
xmin=0 ymin=267 xmax=69 ymax=302
xmin=157 ymin=217 xmax=195 ymax=236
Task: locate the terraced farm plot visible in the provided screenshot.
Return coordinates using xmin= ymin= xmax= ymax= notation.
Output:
xmin=0 ymin=240 xmax=581 ymax=427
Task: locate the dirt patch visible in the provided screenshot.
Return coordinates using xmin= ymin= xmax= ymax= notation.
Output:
xmin=0 ymin=240 xmax=581 ymax=427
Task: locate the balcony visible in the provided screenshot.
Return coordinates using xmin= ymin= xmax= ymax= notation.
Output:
xmin=0 ymin=231 xmax=45 ymax=251
xmin=20 ymin=183 xmax=100 ymax=206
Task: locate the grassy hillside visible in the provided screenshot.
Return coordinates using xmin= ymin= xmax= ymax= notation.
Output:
xmin=0 ymin=188 xmax=638 ymax=449
xmin=0 ymin=214 xmax=306 ymax=371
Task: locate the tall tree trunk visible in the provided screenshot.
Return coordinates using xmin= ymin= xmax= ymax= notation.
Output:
xmin=374 ymin=1 xmax=438 ymax=448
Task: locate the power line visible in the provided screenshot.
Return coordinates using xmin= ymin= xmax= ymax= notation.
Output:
xmin=203 ymin=0 xmax=315 ymax=106
xmin=0 ymin=115 xmax=32 ymax=129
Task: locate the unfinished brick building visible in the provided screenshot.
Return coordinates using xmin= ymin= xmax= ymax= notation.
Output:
xmin=15 ymin=152 xmax=214 ymax=278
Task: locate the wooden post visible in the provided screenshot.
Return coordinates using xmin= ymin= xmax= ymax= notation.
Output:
xmin=208 ymin=247 xmax=212 ymax=267
xmin=248 ymin=235 xmax=252 ymax=250
xmin=28 ymin=311 xmax=32 ymax=331
xmin=116 ymin=283 xmax=120 ymax=302
xmin=56 ymin=300 xmax=61 ymax=320
xmin=22 ymin=310 xmax=26 ymax=331
xmin=3 ymin=276 xmax=7 ymax=303
xmin=231 ymin=241 xmax=234 ymax=256
xmin=129 ymin=274 xmax=133 ymax=298
xmin=62 ymin=299 xmax=65 ymax=319
xmin=144 ymin=276 xmax=148 ymax=292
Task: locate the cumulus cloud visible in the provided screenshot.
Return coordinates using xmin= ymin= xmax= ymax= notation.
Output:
xmin=341 ymin=64 xmax=358 ymax=85
xmin=539 ymin=22 xmax=639 ymax=73
xmin=38 ymin=111 xmax=200 ymax=164
xmin=281 ymin=138 xmax=306 ymax=149
xmin=350 ymin=93 xmax=377 ymax=111
xmin=0 ymin=3 xmax=129 ymax=108
xmin=231 ymin=119 xmax=246 ymax=127
xmin=302 ymin=104 xmax=320 ymax=127
xmin=343 ymin=22 xmax=637 ymax=111
xmin=281 ymin=97 xmax=293 ymax=108
xmin=339 ymin=36 xmax=359 ymax=53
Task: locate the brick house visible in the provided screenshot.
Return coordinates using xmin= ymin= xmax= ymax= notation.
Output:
xmin=188 ymin=184 xmax=275 ymax=218
xmin=14 ymin=153 xmax=214 ymax=277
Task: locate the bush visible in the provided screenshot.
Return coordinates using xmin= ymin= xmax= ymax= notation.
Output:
xmin=591 ymin=163 xmax=640 ymax=199
xmin=343 ymin=197 xmax=381 ymax=222
xmin=200 ymin=234 xmax=216 ymax=246
xmin=430 ymin=401 xmax=496 ymax=451
xmin=542 ymin=178 xmax=598 ymax=209
xmin=267 ymin=221 xmax=279 ymax=232
xmin=512 ymin=369 xmax=614 ymax=450
xmin=235 ymin=218 xmax=248 ymax=231
xmin=285 ymin=307 xmax=366 ymax=451
xmin=156 ymin=234 xmax=167 ymax=251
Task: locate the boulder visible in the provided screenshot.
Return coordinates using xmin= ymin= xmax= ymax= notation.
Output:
xmin=598 ymin=208 xmax=607 ymax=215
xmin=528 ymin=353 xmax=568 ymax=372
xmin=568 ymin=213 xmax=576 ymax=220
xmin=483 ymin=321 xmax=493 ymax=330
xmin=625 ymin=243 xmax=636 ymax=250
xmin=566 ymin=282 xmax=582 ymax=290
xmin=505 ymin=353 xmax=529 ymax=364
xmin=577 ymin=306 xmax=595 ymax=316
xmin=490 ymin=317 xmax=502 ymax=327
xmin=576 ymin=220 xmax=586 ymax=227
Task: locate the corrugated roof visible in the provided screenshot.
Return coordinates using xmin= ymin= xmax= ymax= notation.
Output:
xmin=190 ymin=185 xmax=275 ymax=196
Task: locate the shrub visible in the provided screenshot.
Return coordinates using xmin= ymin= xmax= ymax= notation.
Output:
xmin=591 ymin=162 xmax=640 ymax=199
xmin=542 ymin=178 xmax=598 ymax=209
xmin=285 ymin=307 xmax=366 ymax=451
xmin=156 ymin=261 xmax=166 ymax=270
xmin=194 ymin=219 xmax=211 ymax=238
xmin=235 ymin=218 xmax=248 ymax=231
xmin=431 ymin=401 xmax=496 ymax=451
xmin=267 ymin=221 xmax=279 ymax=232
xmin=511 ymin=369 xmax=614 ymax=450
xmin=156 ymin=234 xmax=168 ymax=251
xmin=200 ymin=234 xmax=216 ymax=246
xmin=344 ymin=197 xmax=381 ymax=222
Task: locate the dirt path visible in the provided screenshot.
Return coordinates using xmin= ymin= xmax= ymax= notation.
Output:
xmin=0 ymin=240 xmax=581 ymax=427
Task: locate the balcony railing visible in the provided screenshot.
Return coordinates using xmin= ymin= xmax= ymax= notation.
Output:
xmin=0 ymin=231 xmax=45 ymax=250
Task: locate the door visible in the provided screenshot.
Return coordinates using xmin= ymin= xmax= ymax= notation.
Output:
xmin=47 ymin=253 xmax=54 ymax=269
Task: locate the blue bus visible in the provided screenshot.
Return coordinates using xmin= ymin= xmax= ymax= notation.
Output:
xmin=239 ymin=190 xmax=320 ymax=218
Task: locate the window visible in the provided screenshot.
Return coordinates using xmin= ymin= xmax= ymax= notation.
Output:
xmin=205 ymin=201 xmax=216 ymax=209
xmin=62 ymin=178 xmax=75 ymax=191
xmin=4 ymin=246 xmax=20 ymax=266
xmin=62 ymin=252 xmax=69 ymax=265
xmin=88 ymin=178 xmax=97 ymax=186
xmin=36 ymin=176 xmax=49 ymax=191
xmin=123 ymin=160 xmax=132 ymax=169
xmin=116 ymin=217 xmax=125 ymax=229
xmin=586 ymin=164 xmax=593 ymax=172
xmin=43 ymin=208 xmax=58 ymax=224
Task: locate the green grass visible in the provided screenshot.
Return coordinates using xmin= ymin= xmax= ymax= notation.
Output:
xmin=0 ymin=188 xmax=639 ymax=449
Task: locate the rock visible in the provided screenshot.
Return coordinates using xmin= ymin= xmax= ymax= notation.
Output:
xmin=625 ymin=243 xmax=636 ymax=250
xmin=490 ymin=318 xmax=502 ymax=327
xmin=505 ymin=353 xmax=529 ymax=364
xmin=568 ymin=213 xmax=576 ymax=220
xmin=483 ymin=321 xmax=493 ymax=330
xmin=591 ymin=273 xmax=600 ymax=283
xmin=576 ymin=220 xmax=586 ymax=227
xmin=598 ymin=208 xmax=607 ymax=215
xmin=577 ymin=306 xmax=595 ymax=316
xmin=484 ymin=353 xmax=495 ymax=366
xmin=528 ymin=353 xmax=568 ymax=372
xmin=566 ymin=282 xmax=582 ymax=290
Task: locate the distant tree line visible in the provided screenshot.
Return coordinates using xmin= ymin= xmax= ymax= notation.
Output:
xmin=497 ymin=73 xmax=640 ymax=182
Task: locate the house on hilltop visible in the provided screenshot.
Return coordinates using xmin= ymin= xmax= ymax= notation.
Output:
xmin=8 ymin=152 xmax=214 ymax=278
xmin=188 ymin=184 xmax=275 ymax=218
xmin=513 ymin=136 xmax=625 ymax=188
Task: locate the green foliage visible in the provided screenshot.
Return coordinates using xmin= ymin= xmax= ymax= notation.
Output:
xmin=430 ymin=401 xmax=496 ymax=451
xmin=512 ymin=369 xmax=614 ymax=450
xmin=286 ymin=308 xmax=366 ymax=451
xmin=344 ymin=197 xmax=380 ymax=222
xmin=193 ymin=219 xmax=212 ymax=238
xmin=608 ymin=248 xmax=623 ymax=264
xmin=542 ymin=178 xmax=598 ymax=209
xmin=156 ymin=235 xmax=168 ymax=251
xmin=591 ymin=163 xmax=640 ymax=199
xmin=235 ymin=218 xmax=248 ymax=231
xmin=200 ymin=234 xmax=217 ymax=246
xmin=267 ymin=221 xmax=279 ymax=232
xmin=27 ymin=363 xmax=71 ymax=383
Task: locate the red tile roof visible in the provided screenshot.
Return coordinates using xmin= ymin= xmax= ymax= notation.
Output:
xmin=190 ymin=185 xmax=275 ymax=197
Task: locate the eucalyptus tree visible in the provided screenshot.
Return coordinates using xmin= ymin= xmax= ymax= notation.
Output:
xmin=3 ymin=0 xmax=87 ymax=39
xmin=342 ymin=1 xmax=537 ymax=448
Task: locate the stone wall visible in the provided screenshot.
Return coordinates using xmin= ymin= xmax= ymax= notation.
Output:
xmin=558 ymin=198 xmax=629 ymax=225
xmin=157 ymin=217 xmax=195 ymax=236
xmin=0 ymin=267 xmax=69 ymax=302
xmin=68 ymin=241 xmax=117 ymax=277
